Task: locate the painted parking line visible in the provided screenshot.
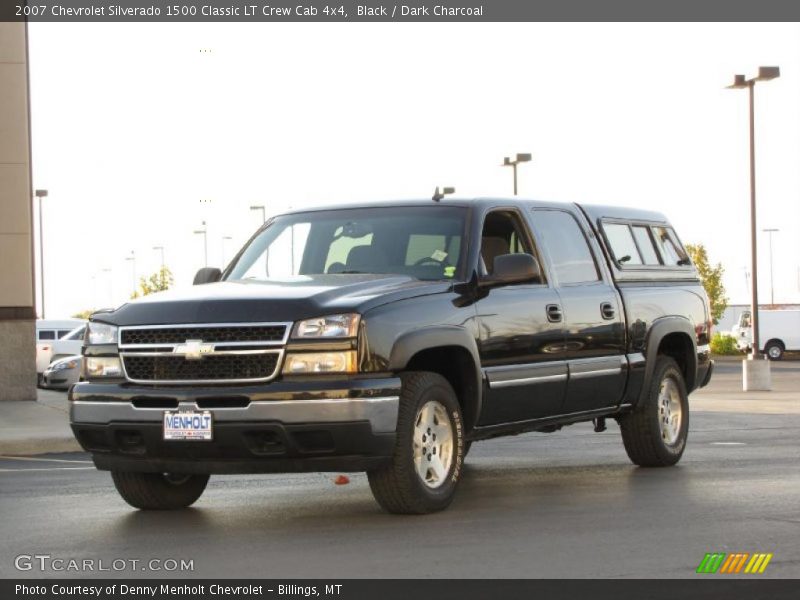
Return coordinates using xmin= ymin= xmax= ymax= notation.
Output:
xmin=0 ymin=455 xmax=92 ymax=464
xmin=0 ymin=467 xmax=95 ymax=473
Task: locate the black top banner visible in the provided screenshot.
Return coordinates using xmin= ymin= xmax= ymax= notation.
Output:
xmin=4 ymin=0 xmax=800 ymax=22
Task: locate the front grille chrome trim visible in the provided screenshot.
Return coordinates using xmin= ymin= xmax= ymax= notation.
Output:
xmin=118 ymin=322 xmax=293 ymax=349
xmin=120 ymin=349 xmax=284 ymax=385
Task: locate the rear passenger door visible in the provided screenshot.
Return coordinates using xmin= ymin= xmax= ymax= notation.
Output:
xmin=529 ymin=209 xmax=626 ymax=414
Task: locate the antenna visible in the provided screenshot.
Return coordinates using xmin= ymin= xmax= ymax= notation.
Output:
xmin=432 ymin=187 xmax=455 ymax=202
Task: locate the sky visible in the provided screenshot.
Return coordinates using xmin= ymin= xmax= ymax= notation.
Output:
xmin=26 ymin=22 xmax=800 ymax=318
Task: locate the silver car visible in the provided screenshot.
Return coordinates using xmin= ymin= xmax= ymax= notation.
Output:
xmin=42 ymin=355 xmax=82 ymax=390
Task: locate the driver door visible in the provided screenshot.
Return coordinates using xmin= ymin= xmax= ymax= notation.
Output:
xmin=475 ymin=209 xmax=568 ymax=425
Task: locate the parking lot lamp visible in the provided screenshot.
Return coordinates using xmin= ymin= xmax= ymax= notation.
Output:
xmin=727 ymin=66 xmax=780 ymax=390
xmin=221 ymin=236 xmax=233 ymax=265
xmin=153 ymin=245 xmax=165 ymax=269
xmin=35 ymin=189 xmax=48 ymax=318
xmin=762 ymin=229 xmax=779 ymax=305
xmin=124 ymin=252 xmax=136 ymax=296
xmin=250 ymin=205 xmax=266 ymax=224
xmin=501 ymin=153 xmax=531 ymax=196
xmin=193 ymin=222 xmax=208 ymax=267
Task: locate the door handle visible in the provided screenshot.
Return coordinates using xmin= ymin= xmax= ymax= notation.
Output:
xmin=546 ymin=304 xmax=563 ymax=323
xmin=601 ymin=302 xmax=616 ymax=320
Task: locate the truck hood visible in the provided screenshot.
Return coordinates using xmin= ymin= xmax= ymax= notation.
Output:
xmin=96 ymin=275 xmax=451 ymax=326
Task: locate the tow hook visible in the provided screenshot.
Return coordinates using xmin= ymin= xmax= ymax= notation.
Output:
xmin=593 ymin=417 xmax=607 ymax=433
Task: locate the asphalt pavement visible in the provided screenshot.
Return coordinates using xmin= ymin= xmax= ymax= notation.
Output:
xmin=1 ymin=360 xmax=798 ymax=579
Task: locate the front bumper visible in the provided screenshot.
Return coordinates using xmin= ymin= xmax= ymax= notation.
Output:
xmin=69 ymin=377 xmax=400 ymax=474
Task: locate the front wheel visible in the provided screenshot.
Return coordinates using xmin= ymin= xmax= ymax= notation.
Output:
xmin=368 ymin=372 xmax=465 ymax=514
xmin=111 ymin=471 xmax=209 ymax=510
xmin=619 ymin=356 xmax=689 ymax=467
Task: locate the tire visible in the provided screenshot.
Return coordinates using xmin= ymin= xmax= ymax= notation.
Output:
xmin=620 ymin=356 xmax=689 ymax=467
xmin=111 ymin=471 xmax=209 ymax=510
xmin=764 ymin=341 xmax=784 ymax=361
xmin=368 ymin=372 xmax=465 ymax=514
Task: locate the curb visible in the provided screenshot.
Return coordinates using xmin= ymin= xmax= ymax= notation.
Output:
xmin=0 ymin=437 xmax=81 ymax=456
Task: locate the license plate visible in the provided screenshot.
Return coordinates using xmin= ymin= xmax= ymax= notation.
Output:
xmin=163 ymin=410 xmax=213 ymax=441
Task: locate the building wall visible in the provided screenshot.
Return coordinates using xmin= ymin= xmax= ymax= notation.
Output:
xmin=0 ymin=22 xmax=37 ymax=401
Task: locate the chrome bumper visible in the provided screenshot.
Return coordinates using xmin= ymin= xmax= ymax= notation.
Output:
xmin=70 ymin=396 xmax=400 ymax=434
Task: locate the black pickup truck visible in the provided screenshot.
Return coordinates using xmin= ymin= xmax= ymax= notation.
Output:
xmin=70 ymin=198 xmax=713 ymax=514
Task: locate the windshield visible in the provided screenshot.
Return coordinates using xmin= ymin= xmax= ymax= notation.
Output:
xmin=227 ymin=206 xmax=467 ymax=282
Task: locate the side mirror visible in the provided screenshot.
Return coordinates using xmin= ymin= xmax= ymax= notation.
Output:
xmin=480 ymin=253 xmax=541 ymax=287
xmin=193 ymin=267 xmax=222 ymax=285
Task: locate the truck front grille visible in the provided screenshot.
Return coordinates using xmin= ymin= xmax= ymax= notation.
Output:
xmin=120 ymin=324 xmax=288 ymax=346
xmin=118 ymin=322 xmax=290 ymax=384
xmin=122 ymin=353 xmax=280 ymax=383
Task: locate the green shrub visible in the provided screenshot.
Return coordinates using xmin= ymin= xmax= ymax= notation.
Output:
xmin=710 ymin=332 xmax=740 ymax=355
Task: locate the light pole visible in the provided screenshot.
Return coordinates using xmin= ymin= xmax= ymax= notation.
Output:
xmin=193 ymin=221 xmax=208 ymax=267
xmin=221 ymin=236 xmax=232 ymax=265
xmin=124 ymin=252 xmax=136 ymax=296
xmin=152 ymin=245 xmax=165 ymax=270
xmin=727 ymin=66 xmax=780 ymax=389
xmin=102 ymin=268 xmax=113 ymax=305
xmin=763 ymin=228 xmax=779 ymax=305
xmin=501 ymin=153 xmax=532 ymax=196
xmin=250 ymin=205 xmax=266 ymax=224
xmin=35 ymin=189 xmax=48 ymax=318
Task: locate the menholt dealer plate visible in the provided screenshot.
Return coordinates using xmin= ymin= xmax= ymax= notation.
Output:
xmin=163 ymin=410 xmax=213 ymax=441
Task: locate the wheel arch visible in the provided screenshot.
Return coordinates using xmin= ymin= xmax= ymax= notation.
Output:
xmin=388 ymin=327 xmax=482 ymax=432
xmin=641 ymin=317 xmax=697 ymax=403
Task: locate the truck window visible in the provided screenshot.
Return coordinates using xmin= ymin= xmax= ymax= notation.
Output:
xmin=479 ymin=211 xmax=535 ymax=276
xmin=739 ymin=311 xmax=751 ymax=328
xmin=325 ymin=231 xmax=373 ymax=272
xmin=603 ymin=223 xmax=643 ymax=266
xmin=38 ymin=330 xmax=55 ymax=341
xmin=653 ymin=226 xmax=689 ymax=266
xmin=532 ymin=210 xmax=599 ymax=284
xmin=632 ymin=226 xmax=661 ymax=265
xmin=229 ymin=206 xmax=467 ymax=282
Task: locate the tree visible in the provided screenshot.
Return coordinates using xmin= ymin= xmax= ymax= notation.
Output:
xmin=131 ymin=266 xmax=174 ymax=299
xmin=72 ymin=309 xmax=95 ymax=319
xmin=685 ymin=243 xmax=728 ymax=324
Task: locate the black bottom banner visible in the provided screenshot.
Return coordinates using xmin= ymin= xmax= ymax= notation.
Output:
xmin=4 ymin=579 xmax=799 ymax=600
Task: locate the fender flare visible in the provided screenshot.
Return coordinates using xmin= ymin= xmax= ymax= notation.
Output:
xmin=388 ymin=326 xmax=483 ymax=428
xmin=640 ymin=316 xmax=697 ymax=403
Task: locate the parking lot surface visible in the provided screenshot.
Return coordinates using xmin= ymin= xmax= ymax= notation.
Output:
xmin=1 ymin=360 xmax=798 ymax=578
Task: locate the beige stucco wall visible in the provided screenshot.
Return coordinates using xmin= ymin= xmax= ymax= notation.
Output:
xmin=0 ymin=22 xmax=37 ymax=401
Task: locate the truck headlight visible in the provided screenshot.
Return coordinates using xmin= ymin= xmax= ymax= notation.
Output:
xmin=87 ymin=322 xmax=118 ymax=345
xmin=282 ymin=351 xmax=357 ymax=374
xmin=292 ymin=314 xmax=360 ymax=339
xmin=84 ymin=357 xmax=123 ymax=378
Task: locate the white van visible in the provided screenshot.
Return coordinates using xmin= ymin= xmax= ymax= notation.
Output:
xmin=36 ymin=319 xmax=85 ymax=379
xmin=731 ymin=309 xmax=800 ymax=360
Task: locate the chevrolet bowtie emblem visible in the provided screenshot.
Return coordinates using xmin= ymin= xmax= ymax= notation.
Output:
xmin=173 ymin=339 xmax=215 ymax=360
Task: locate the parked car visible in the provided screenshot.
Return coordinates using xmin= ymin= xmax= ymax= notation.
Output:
xmin=70 ymin=198 xmax=713 ymax=513
xmin=49 ymin=324 xmax=87 ymax=364
xmin=36 ymin=319 xmax=85 ymax=381
xmin=731 ymin=309 xmax=800 ymax=360
xmin=42 ymin=355 xmax=82 ymax=390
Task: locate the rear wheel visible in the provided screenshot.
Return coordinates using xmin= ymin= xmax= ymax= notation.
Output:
xmin=111 ymin=471 xmax=209 ymax=510
xmin=765 ymin=340 xmax=784 ymax=361
xmin=368 ymin=372 xmax=465 ymax=514
xmin=620 ymin=356 xmax=689 ymax=467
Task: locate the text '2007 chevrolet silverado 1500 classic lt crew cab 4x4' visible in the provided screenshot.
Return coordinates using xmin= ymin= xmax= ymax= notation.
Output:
xmin=70 ymin=198 xmax=713 ymax=514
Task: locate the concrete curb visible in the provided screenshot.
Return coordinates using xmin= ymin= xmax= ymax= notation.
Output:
xmin=0 ymin=437 xmax=82 ymax=456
